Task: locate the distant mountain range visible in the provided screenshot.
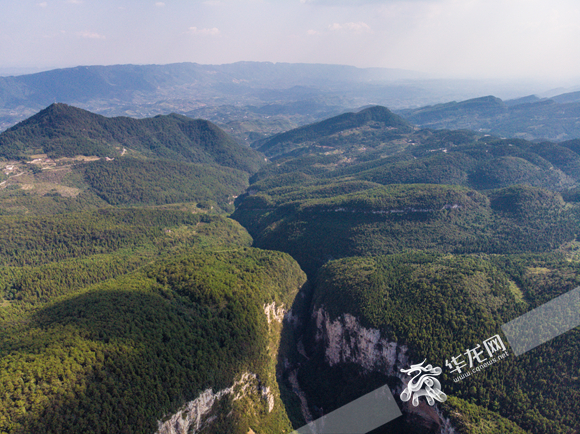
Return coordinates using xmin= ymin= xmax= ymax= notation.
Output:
xmin=397 ymin=92 xmax=580 ymax=141
xmin=2 ymin=61 xmax=571 ymax=142
xmin=0 ymin=62 xmax=426 ymax=133
xmin=0 ymin=62 xmax=426 ymax=107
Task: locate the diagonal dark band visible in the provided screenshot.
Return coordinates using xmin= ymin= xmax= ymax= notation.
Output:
xmin=292 ymin=384 xmax=401 ymax=434
xmin=501 ymin=286 xmax=580 ymax=356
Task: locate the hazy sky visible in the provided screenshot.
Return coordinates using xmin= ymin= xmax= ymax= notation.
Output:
xmin=2 ymin=0 xmax=580 ymax=80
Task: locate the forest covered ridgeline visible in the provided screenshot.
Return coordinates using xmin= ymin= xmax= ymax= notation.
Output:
xmin=296 ymin=252 xmax=580 ymax=433
xmin=0 ymin=106 xmax=307 ymax=433
xmin=1 ymin=104 xmax=580 ymax=433
xmin=0 ymin=103 xmax=265 ymax=172
xmin=0 ymin=104 xmax=269 ymax=215
xmin=233 ymin=106 xmax=580 ymax=433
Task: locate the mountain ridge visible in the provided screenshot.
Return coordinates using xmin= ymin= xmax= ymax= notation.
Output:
xmin=254 ymin=105 xmax=414 ymax=159
xmin=0 ymin=103 xmax=265 ymax=173
xmin=398 ymin=92 xmax=580 ymax=141
xmin=2 ymin=96 xmax=580 ymax=433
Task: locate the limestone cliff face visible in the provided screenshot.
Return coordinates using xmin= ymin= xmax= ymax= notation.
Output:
xmin=156 ymin=372 xmax=275 ymax=434
xmin=313 ymin=307 xmax=409 ymax=375
xmin=156 ymin=302 xmax=291 ymax=434
xmin=311 ymin=306 xmax=457 ymax=434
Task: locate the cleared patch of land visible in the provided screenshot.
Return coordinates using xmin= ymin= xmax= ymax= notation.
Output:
xmin=508 ymin=279 xmax=525 ymax=303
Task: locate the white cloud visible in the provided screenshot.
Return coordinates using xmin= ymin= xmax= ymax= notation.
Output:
xmin=186 ymin=27 xmax=220 ymax=36
xmin=328 ymin=22 xmax=371 ymax=33
xmin=67 ymin=0 xmax=83 ymax=4
xmin=155 ymin=2 xmax=165 ymax=7
xmin=203 ymin=0 xmax=222 ymax=5
xmin=307 ymin=29 xmax=319 ymax=35
xmin=77 ymin=31 xmax=106 ymax=40
xmin=37 ymin=2 xmax=48 ymax=7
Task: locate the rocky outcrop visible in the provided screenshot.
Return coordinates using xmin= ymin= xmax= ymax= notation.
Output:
xmin=264 ymin=301 xmax=286 ymax=325
xmin=157 ymin=301 xmax=292 ymax=434
xmin=312 ymin=306 xmax=457 ymax=434
xmin=313 ymin=307 xmax=409 ymax=375
xmin=156 ymin=372 xmax=274 ymax=434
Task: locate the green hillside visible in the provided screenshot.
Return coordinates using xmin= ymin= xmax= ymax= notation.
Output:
xmin=2 ymin=103 xmax=580 ymax=434
xmin=232 ymin=109 xmax=580 ymax=433
xmin=0 ymin=208 xmax=306 ymax=434
xmin=233 ymin=181 xmax=576 ymax=276
xmin=83 ymin=158 xmax=248 ymax=208
xmin=0 ymin=103 xmax=265 ymax=173
xmin=249 ymin=126 xmax=580 ymax=192
xmin=254 ymin=105 xmax=414 ymax=159
xmin=0 ymin=105 xmax=265 ymax=214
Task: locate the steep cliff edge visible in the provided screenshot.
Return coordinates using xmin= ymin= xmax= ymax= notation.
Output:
xmin=156 ymin=372 xmax=275 ymax=434
xmin=304 ymin=306 xmax=455 ymax=434
xmin=287 ymin=253 xmax=538 ymax=434
xmin=156 ymin=299 xmax=301 ymax=434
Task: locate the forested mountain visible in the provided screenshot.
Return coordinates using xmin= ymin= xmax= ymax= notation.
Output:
xmin=0 ymin=209 xmax=306 ymax=434
xmin=297 ymin=253 xmax=580 ymax=433
xmin=0 ymin=104 xmax=265 ymax=214
xmin=0 ymin=107 xmax=311 ymax=433
xmin=0 ymin=103 xmax=264 ymax=172
xmin=2 ymin=103 xmax=580 ymax=433
xmin=254 ymin=106 xmax=414 ymax=159
xmin=233 ymin=181 xmax=575 ymax=276
xmin=248 ymin=109 xmax=580 ymax=192
xmin=231 ymin=105 xmax=580 ymax=433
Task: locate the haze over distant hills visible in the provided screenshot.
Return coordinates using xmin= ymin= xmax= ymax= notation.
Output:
xmin=397 ymin=92 xmax=580 ymax=142
xmin=0 ymin=61 xmax=566 ymax=142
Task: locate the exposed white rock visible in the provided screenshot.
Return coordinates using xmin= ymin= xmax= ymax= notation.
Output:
xmin=313 ymin=307 xmax=408 ymax=375
xmin=156 ymin=388 xmax=224 ymax=434
xmin=156 ymin=372 xmax=274 ymax=434
xmin=264 ymin=302 xmax=286 ymax=325
xmin=312 ymin=306 xmax=457 ymax=434
xmin=261 ymin=386 xmax=275 ymax=412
